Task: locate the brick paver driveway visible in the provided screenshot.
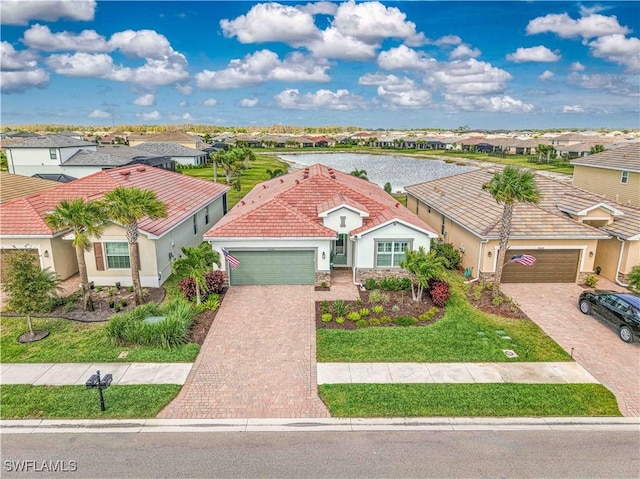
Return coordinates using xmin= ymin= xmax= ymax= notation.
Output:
xmin=158 ymin=285 xmax=331 ymax=419
xmin=502 ymin=282 xmax=640 ymax=417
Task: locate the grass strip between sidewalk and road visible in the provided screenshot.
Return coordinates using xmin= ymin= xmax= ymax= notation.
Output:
xmin=0 ymin=385 xmax=181 ymax=419
xmin=319 ymin=383 xmax=621 ymax=417
xmin=1 ymin=317 xmax=199 ymax=363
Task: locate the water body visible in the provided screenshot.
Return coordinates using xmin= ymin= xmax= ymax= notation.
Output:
xmin=278 ymin=152 xmax=476 ymax=192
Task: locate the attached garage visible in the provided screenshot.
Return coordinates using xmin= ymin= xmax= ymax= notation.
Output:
xmin=501 ymin=249 xmax=580 ymax=283
xmin=228 ymin=250 xmax=315 ymax=285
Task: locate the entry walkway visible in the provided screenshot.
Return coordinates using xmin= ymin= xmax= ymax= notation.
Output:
xmin=0 ymin=363 xmax=192 ymax=385
xmin=318 ymin=362 xmax=599 ymax=384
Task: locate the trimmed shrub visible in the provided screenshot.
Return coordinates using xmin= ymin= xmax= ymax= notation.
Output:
xmin=320 ymin=300 xmax=329 ymax=314
xmin=585 ymin=274 xmax=598 ymax=288
xmin=205 ymin=271 xmax=225 ymax=294
xmin=368 ymin=290 xmax=390 ymax=305
xmin=431 ymin=241 xmax=462 ymax=270
xmin=369 ymin=318 xmax=381 ymax=327
xmin=203 ymin=294 xmax=220 ymax=311
xmin=364 ymin=278 xmax=378 ymax=291
xmin=359 ymin=308 xmax=370 ymax=317
xmin=419 ymin=306 xmax=440 ymax=322
xmin=335 ymin=316 xmax=345 ymax=325
xmin=321 ymin=313 xmax=332 ymax=323
xmin=491 ymin=296 xmax=504 ymax=306
xmin=379 ymin=315 xmax=392 ymax=324
xmin=347 ymin=311 xmax=361 ymax=322
xmin=178 ymin=271 xmax=226 ymax=302
xmin=379 ymin=277 xmax=411 ymax=291
xmin=332 ymin=299 xmax=349 ymax=316
xmin=429 ymin=280 xmax=451 ymax=307
xmin=355 ymin=319 xmax=368 ymax=328
xmin=391 ymin=304 xmax=400 ymax=313
xmin=178 ymin=277 xmax=198 ymax=302
xmin=372 ymin=305 xmax=384 ymax=314
xmin=393 ymin=316 xmax=417 ymax=327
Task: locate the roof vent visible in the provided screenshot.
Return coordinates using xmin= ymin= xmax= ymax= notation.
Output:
xmin=120 ymin=171 xmax=131 ymax=177
xmin=136 ymin=167 xmax=146 ymax=172
xmin=240 ymin=200 xmax=246 ymax=206
xmin=262 ymin=184 xmax=267 ymax=189
xmin=295 ymin=179 xmax=299 ymax=184
xmin=395 ymin=203 xmax=400 ymax=208
xmin=279 ymin=178 xmax=284 ymax=183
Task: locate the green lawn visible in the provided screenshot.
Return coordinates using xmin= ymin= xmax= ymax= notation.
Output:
xmin=317 ymin=281 xmax=570 ymax=363
xmin=0 ymin=316 xmax=199 ymax=363
xmin=0 ymin=384 xmax=180 ymax=419
xmin=319 ymin=384 xmax=621 ymax=417
xmin=179 ymin=154 xmax=289 ymax=208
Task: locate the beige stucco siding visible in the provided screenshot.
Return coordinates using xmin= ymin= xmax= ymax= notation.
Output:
xmin=572 ymin=166 xmax=640 ymax=207
xmin=0 ymin=237 xmax=78 ymax=280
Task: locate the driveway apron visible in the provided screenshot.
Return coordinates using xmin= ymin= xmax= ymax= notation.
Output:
xmin=158 ymin=285 xmax=330 ymax=419
xmin=502 ymin=282 xmax=640 ymax=417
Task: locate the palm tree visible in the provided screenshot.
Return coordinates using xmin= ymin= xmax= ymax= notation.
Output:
xmin=45 ymin=198 xmax=107 ymax=311
xmin=483 ymin=166 xmax=540 ymax=295
xmin=172 ymin=243 xmax=220 ymax=305
xmin=400 ymin=247 xmax=448 ymax=302
xmin=103 ymin=187 xmax=167 ymax=305
xmin=266 ymin=168 xmax=285 ymax=179
xmin=240 ymin=147 xmax=256 ymax=169
xmin=350 ymin=169 xmax=368 ymax=181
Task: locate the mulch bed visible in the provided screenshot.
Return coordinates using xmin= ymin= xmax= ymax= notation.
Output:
xmin=316 ymin=289 xmax=445 ymax=330
xmin=465 ymin=282 xmax=529 ymax=320
xmin=188 ymin=289 xmax=226 ymax=345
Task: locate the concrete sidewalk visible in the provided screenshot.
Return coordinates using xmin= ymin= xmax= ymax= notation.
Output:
xmin=317 ymin=362 xmax=599 ymax=384
xmin=0 ymin=363 xmax=192 ymax=386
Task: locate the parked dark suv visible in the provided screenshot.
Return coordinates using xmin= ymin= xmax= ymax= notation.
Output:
xmin=578 ymin=290 xmax=640 ymax=343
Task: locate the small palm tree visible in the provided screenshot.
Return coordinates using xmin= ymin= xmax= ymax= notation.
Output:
xmin=103 ymin=187 xmax=167 ymax=305
xmin=172 ymin=243 xmax=220 ymax=305
xmin=45 ymin=198 xmax=107 ymax=311
xmin=483 ymin=166 xmax=540 ymax=295
xmin=350 ymin=169 xmax=368 ymax=181
xmin=400 ymin=247 xmax=448 ymax=302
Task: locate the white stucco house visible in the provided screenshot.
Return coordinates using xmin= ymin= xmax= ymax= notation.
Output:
xmin=0 ymin=165 xmax=229 ymax=287
xmin=203 ymin=163 xmax=438 ymax=287
xmin=133 ymin=142 xmax=208 ymax=167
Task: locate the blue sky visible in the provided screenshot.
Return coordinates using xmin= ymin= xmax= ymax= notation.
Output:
xmin=1 ymin=1 xmax=639 ymax=129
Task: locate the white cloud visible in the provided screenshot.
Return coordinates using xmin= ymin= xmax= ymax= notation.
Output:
xmin=506 ymin=45 xmax=560 ymax=63
xmin=562 ymin=105 xmax=585 ymax=113
xmin=1 ymin=0 xmax=96 ymax=25
xmin=203 ymin=98 xmax=218 ymax=106
xmin=449 ymin=44 xmax=481 ymax=60
xmin=568 ymin=72 xmax=639 ymax=96
xmin=538 ymin=70 xmax=554 ymax=80
xmin=432 ymin=35 xmax=462 ymax=46
xmin=108 ymin=29 xmax=181 ymax=60
xmin=274 ymin=88 xmax=364 ymax=110
xmin=377 ymin=45 xmax=436 ymax=71
xmin=178 ymin=100 xmax=188 ymax=107
xmin=358 ymin=73 xmax=431 ymax=107
xmin=308 ymin=28 xmax=378 ymax=60
xmin=220 ymin=3 xmax=320 ymax=46
xmin=0 ymin=41 xmax=38 ymax=71
xmin=589 ymin=34 xmax=640 ymax=73
xmin=430 ymin=58 xmax=512 ymax=95
xmin=88 ymin=109 xmax=111 ymax=118
xmin=240 ymin=97 xmax=259 ymax=107
xmin=176 ymin=84 xmax=193 ymax=95
xmin=22 ymin=24 xmax=109 ymax=52
xmin=1 ymin=69 xmax=49 ymax=93
xmin=182 ymin=113 xmax=193 ymax=121
xmin=526 ymin=13 xmax=630 ymax=39
xmin=570 ymin=61 xmax=586 ymax=72
xmin=331 ymin=1 xmax=427 ymax=47
xmin=137 ymin=110 xmax=161 ymax=121
xmin=133 ymin=94 xmax=155 ymax=106
xmin=299 ymin=1 xmax=337 ymax=16
xmin=46 ymin=53 xmax=116 ymax=77
xmin=444 ymin=94 xmax=534 ymax=113
xmin=195 ymin=50 xmax=329 ymax=90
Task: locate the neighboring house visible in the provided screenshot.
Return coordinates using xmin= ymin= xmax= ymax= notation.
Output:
xmin=405 ymin=168 xmax=639 ymax=285
xmin=133 ymin=142 xmax=208 ymax=167
xmin=204 ymin=163 xmax=437 ymax=287
xmin=571 ymin=143 xmax=640 ymax=207
xmin=127 ymin=131 xmax=207 ymax=150
xmin=58 ymin=145 xmax=175 ymax=177
xmin=0 ymin=165 xmax=229 ymax=287
xmin=0 ymin=172 xmax=59 ymax=203
xmin=5 ymin=135 xmax=97 ymax=177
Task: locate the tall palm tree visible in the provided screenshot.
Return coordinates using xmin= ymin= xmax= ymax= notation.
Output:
xmin=45 ymin=198 xmax=107 ymax=311
xmin=350 ymin=169 xmax=368 ymax=181
xmin=172 ymin=243 xmax=220 ymax=305
xmin=103 ymin=187 xmax=167 ymax=305
xmin=482 ymin=166 xmax=540 ymax=295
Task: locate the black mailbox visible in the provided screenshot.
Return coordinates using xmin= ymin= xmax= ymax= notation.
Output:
xmin=85 ymin=370 xmax=112 ymax=411
xmin=85 ymin=374 xmax=100 ymax=388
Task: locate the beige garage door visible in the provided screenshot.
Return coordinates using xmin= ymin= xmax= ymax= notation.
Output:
xmin=501 ymin=249 xmax=580 ymax=283
xmin=0 ymin=248 xmax=39 ymax=282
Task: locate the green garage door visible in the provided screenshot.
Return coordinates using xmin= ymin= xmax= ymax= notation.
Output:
xmin=229 ymin=250 xmax=315 ymax=285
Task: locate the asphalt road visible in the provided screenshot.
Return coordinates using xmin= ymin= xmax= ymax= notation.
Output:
xmin=2 ymin=430 xmax=639 ymax=478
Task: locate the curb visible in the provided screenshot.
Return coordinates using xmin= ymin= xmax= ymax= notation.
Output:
xmin=2 ymin=417 xmax=638 ymax=434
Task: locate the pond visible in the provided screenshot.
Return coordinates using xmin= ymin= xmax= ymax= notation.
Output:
xmin=277 ymin=153 xmax=476 ymax=192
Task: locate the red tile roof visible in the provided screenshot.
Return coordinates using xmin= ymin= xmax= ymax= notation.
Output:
xmin=0 ymin=165 xmax=229 ymax=237
xmin=204 ymin=163 xmax=436 ymax=239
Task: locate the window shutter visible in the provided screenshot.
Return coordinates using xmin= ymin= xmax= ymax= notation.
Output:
xmin=94 ymin=243 xmax=105 ymax=271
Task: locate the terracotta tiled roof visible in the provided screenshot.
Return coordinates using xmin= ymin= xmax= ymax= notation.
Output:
xmin=204 ymin=164 xmax=436 ymax=239
xmin=317 ymin=193 xmax=369 ymax=216
xmin=0 ymin=173 xmax=59 ymax=203
xmin=571 ymin=142 xmax=640 ymax=172
xmin=0 ymin=165 xmax=229 ymax=238
xmin=405 ymin=169 xmax=610 ymax=240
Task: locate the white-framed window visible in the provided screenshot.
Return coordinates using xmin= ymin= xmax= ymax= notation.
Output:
xmin=376 ymin=240 xmax=410 ymax=267
xmin=49 ymin=148 xmax=57 ymax=160
xmin=104 ymin=242 xmax=130 ymax=269
xmin=621 ymin=171 xmax=629 ymax=184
